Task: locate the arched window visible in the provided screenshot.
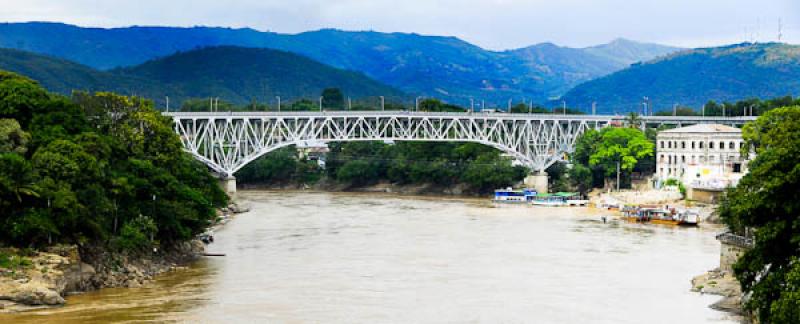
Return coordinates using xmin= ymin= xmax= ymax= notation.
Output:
xmin=660 ymin=141 xmax=664 ymax=149
xmin=710 ymin=141 xmax=714 ymax=149
xmin=700 ymin=142 xmax=705 ymax=149
xmin=719 ymin=141 xmax=724 ymax=150
xmin=729 ymin=142 xmax=735 ymax=149
xmin=682 ymin=155 xmax=686 ymax=163
xmin=691 ymin=141 xmax=695 ymax=149
xmin=668 ymin=141 xmax=672 ymax=149
xmin=681 ymin=141 xmax=686 ymax=149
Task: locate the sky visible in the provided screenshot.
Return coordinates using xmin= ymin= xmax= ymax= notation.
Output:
xmin=0 ymin=0 xmax=798 ymax=50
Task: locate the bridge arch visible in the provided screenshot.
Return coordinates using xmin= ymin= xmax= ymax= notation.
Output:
xmin=168 ymin=112 xmax=612 ymax=178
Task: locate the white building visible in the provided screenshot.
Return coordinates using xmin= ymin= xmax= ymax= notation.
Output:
xmin=656 ymin=124 xmax=751 ymax=188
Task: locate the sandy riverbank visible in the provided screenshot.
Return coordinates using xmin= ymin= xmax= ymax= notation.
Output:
xmin=0 ymin=201 xmax=249 ymax=313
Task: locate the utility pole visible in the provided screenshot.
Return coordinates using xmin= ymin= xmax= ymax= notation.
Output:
xmin=481 ymin=100 xmax=485 ymax=112
xmin=165 ymin=96 xmax=169 ymax=112
xmin=778 ymin=18 xmax=783 ymax=42
xmin=319 ymin=96 xmax=323 ymax=111
xmin=562 ymin=100 xmax=567 ymax=115
xmin=470 ymin=98 xmax=474 ymax=113
xmin=673 ymin=103 xmax=678 ymax=116
xmin=529 ymin=101 xmax=533 ymax=114
xmin=508 ymin=98 xmax=512 ymax=111
xmin=702 ymin=104 xmax=706 ymax=117
xmin=380 ymin=96 xmax=385 ymax=111
xmin=592 ymin=101 xmax=597 ymax=115
xmin=209 ymin=97 xmax=213 ymax=112
xmin=276 ymin=96 xmax=281 ymax=112
xmin=616 ymin=160 xmax=621 ymax=192
xmin=415 ymin=96 xmax=422 ymax=112
xmin=722 ymin=103 xmax=726 ymax=117
xmin=348 ymin=97 xmax=352 ymax=110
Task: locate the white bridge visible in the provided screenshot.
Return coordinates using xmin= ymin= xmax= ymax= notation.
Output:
xmin=163 ymin=111 xmax=754 ymax=191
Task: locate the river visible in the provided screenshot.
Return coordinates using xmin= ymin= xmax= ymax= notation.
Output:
xmin=2 ymin=191 xmax=736 ymax=323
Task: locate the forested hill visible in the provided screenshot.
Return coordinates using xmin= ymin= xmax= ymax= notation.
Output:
xmin=0 ymin=22 xmax=680 ymax=105
xmin=0 ymin=48 xmax=167 ymax=98
xmin=115 ymin=46 xmax=406 ymax=104
xmin=559 ymin=43 xmax=800 ymax=113
xmin=0 ymin=46 xmax=406 ymax=106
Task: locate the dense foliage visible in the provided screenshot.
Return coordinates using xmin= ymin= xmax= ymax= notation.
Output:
xmin=0 ymin=71 xmax=228 ymax=251
xmin=719 ymin=107 xmax=800 ymax=322
xmin=571 ymin=127 xmax=654 ymax=190
xmin=237 ymin=141 xmax=528 ymax=194
xmin=562 ymin=43 xmax=800 ymax=113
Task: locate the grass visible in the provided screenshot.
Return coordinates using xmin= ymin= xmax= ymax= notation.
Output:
xmin=0 ymin=249 xmax=33 ymax=275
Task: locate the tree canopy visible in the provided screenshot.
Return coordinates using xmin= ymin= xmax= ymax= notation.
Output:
xmin=719 ymin=106 xmax=800 ymax=322
xmin=0 ymin=71 xmax=228 ymax=251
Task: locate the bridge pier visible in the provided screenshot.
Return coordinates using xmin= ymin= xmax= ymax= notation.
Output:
xmin=219 ymin=175 xmax=237 ymax=197
xmin=524 ymin=171 xmax=549 ymax=194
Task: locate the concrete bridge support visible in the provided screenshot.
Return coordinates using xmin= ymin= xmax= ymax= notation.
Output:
xmin=219 ymin=176 xmax=237 ymax=197
xmin=524 ymin=171 xmax=549 ymax=194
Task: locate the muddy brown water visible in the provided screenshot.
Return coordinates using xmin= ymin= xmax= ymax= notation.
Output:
xmin=1 ymin=191 xmax=736 ymax=323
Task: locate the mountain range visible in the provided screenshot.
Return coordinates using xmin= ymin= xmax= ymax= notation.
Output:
xmin=560 ymin=43 xmax=800 ymax=113
xmin=0 ymin=22 xmax=680 ymax=105
xmin=0 ymin=46 xmax=405 ymax=106
xmin=1 ymin=22 xmax=799 ymax=113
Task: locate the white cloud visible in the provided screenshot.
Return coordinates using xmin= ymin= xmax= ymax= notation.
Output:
xmin=0 ymin=0 xmax=797 ymax=49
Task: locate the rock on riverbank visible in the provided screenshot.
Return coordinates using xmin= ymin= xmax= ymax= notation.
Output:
xmin=0 ymin=241 xmax=204 ymax=312
xmin=691 ymin=268 xmax=748 ymax=320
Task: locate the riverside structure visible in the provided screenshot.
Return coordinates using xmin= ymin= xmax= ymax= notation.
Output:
xmin=163 ymin=111 xmax=755 ymax=194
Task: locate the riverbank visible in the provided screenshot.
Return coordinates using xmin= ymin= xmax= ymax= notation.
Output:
xmin=0 ymin=201 xmax=248 ymax=313
xmin=240 ymin=179 xmax=482 ymax=197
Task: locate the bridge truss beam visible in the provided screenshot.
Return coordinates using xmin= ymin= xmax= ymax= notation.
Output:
xmin=167 ymin=112 xmax=613 ymax=177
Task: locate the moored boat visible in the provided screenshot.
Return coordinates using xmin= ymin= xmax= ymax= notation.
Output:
xmin=493 ymin=187 xmax=537 ymax=203
xmin=621 ymin=205 xmax=699 ymax=226
xmin=531 ymin=192 xmax=587 ymax=207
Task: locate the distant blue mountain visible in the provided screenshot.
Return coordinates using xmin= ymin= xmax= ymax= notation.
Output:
xmin=0 ymin=22 xmax=680 ymax=105
xmin=559 ymin=43 xmax=800 ymax=113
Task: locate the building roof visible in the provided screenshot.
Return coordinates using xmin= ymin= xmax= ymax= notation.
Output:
xmin=659 ymin=124 xmax=742 ymax=134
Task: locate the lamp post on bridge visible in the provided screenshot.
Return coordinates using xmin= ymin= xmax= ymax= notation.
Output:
xmin=415 ymin=96 xmax=422 ymax=112
xmin=380 ymin=96 xmax=385 ymax=111
xmin=276 ymin=96 xmax=281 ymax=112
xmin=319 ymin=96 xmax=323 ymax=112
xmin=470 ymin=98 xmax=474 ymax=113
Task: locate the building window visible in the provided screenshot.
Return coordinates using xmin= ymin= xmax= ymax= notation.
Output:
xmin=682 ymin=155 xmax=686 ymax=163
xmin=700 ymin=141 xmax=705 ymax=149
xmin=719 ymin=141 xmax=724 ymax=150
xmin=691 ymin=141 xmax=695 ymax=149
xmin=668 ymin=141 xmax=672 ymax=149
xmin=729 ymin=142 xmax=735 ymax=149
xmin=733 ymin=163 xmax=742 ymax=173
xmin=709 ymin=141 xmax=714 ymax=149
xmin=681 ymin=141 xmax=686 ymax=149
xmin=660 ymin=141 xmax=664 ymax=149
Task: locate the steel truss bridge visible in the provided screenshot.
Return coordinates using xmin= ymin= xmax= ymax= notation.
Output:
xmin=163 ymin=111 xmax=755 ymax=177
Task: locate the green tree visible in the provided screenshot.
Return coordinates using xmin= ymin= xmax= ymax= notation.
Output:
xmin=568 ymin=164 xmax=593 ymax=195
xmin=321 ymin=88 xmax=345 ymax=110
xmin=0 ymin=119 xmax=30 ymax=154
xmin=719 ymin=107 xmax=800 ymax=322
xmin=588 ymin=127 xmax=654 ymax=189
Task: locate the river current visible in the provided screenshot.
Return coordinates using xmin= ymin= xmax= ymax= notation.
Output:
xmin=2 ymin=191 xmax=736 ymax=323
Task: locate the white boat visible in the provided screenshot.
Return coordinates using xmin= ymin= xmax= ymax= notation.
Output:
xmin=493 ymin=188 xmax=537 ymax=203
xmin=531 ymin=192 xmax=586 ymax=207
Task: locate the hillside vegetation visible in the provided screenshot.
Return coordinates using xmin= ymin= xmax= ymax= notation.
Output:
xmin=0 ymin=46 xmax=406 ymax=107
xmin=560 ymin=43 xmax=800 ymax=113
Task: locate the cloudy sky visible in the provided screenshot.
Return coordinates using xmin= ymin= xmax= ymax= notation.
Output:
xmin=0 ymin=0 xmax=797 ymax=50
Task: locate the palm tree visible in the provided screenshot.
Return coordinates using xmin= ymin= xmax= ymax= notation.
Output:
xmin=625 ymin=112 xmax=643 ymax=129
